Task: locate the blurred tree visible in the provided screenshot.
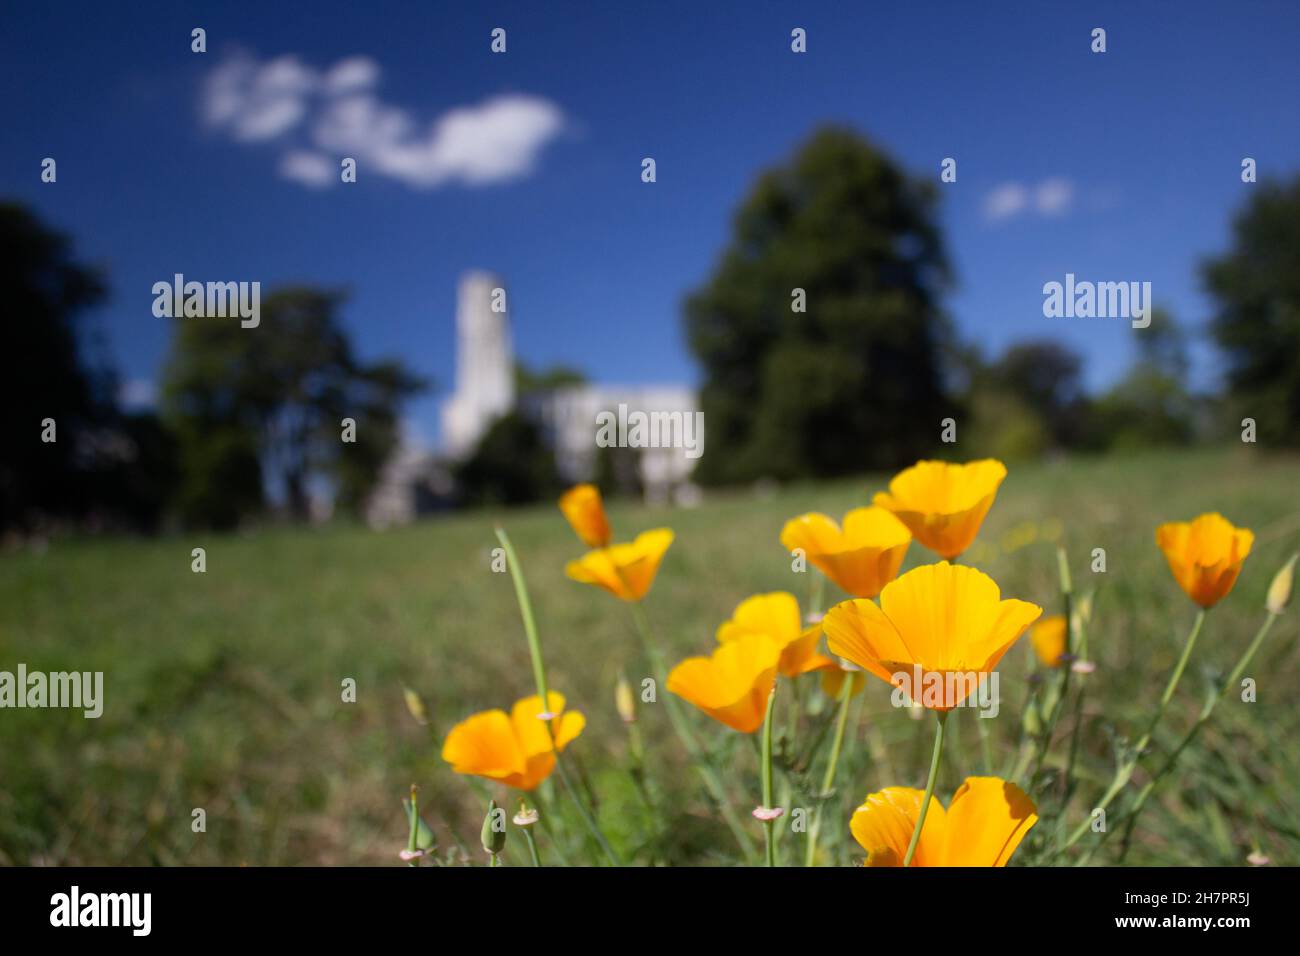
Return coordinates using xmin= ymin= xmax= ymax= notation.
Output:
xmin=162 ymin=287 xmax=425 ymax=528
xmin=1089 ymin=308 xmax=1196 ymax=450
xmin=685 ymin=127 xmax=953 ymax=483
xmin=515 ymin=362 xmax=586 ymax=393
xmin=453 ymin=411 xmax=559 ymax=506
xmin=1204 ymin=177 xmax=1300 ymax=446
xmin=0 ymin=203 xmax=112 ymax=531
xmin=989 ymin=340 xmax=1088 ymax=448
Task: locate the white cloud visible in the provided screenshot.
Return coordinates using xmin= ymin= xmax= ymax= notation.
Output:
xmin=983 ymin=183 xmax=1029 ymax=221
xmin=314 ymin=92 xmax=565 ymax=188
xmin=280 ymin=150 xmax=335 ymax=188
xmin=1035 ymin=177 xmax=1074 ymax=216
xmin=983 ymin=178 xmax=1076 ymax=223
xmin=200 ymin=51 xmax=566 ymax=190
xmin=202 ymin=53 xmax=317 ymax=141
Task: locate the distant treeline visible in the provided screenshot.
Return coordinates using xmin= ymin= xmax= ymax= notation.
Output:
xmin=3 ymin=130 xmax=1298 ymax=531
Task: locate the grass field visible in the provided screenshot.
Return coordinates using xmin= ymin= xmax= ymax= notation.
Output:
xmin=2 ymin=448 xmax=1298 ymax=866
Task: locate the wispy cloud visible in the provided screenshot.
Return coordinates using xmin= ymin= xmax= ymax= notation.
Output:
xmin=982 ymin=177 xmax=1076 ymax=222
xmin=201 ymin=51 xmax=566 ymax=190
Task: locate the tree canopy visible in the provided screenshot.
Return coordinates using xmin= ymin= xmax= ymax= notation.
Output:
xmin=685 ymin=127 xmax=953 ymax=483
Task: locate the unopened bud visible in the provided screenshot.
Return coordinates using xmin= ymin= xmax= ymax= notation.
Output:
xmin=403 ymin=686 xmax=428 ymax=725
xmin=481 ymin=799 xmax=507 ymax=856
xmin=615 ymin=672 xmax=637 ymax=723
xmin=1266 ymin=553 xmax=1296 ymax=615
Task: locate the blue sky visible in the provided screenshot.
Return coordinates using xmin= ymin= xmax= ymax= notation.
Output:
xmin=5 ymin=0 xmax=1299 ymax=446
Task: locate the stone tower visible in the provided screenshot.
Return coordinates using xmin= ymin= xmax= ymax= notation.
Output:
xmin=441 ymin=271 xmax=515 ymax=458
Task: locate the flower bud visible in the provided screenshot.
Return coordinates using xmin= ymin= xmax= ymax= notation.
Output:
xmin=403 ymin=686 xmax=428 ymax=725
xmin=615 ymin=672 xmax=637 ymax=724
xmin=1266 ymin=553 xmax=1296 ymax=615
xmin=481 ymin=799 xmax=507 ymax=856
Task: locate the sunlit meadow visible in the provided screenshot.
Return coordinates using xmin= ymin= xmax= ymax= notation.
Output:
xmin=2 ymin=448 xmax=1297 ymax=866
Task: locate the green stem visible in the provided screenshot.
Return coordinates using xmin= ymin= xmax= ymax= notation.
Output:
xmin=1110 ymin=611 xmax=1279 ymax=863
xmin=522 ymin=827 xmax=543 ymax=867
xmin=1059 ymin=607 xmax=1207 ymax=855
xmin=805 ymin=675 xmax=854 ymax=866
xmin=495 ymin=525 xmax=621 ymax=865
xmin=976 ymin=707 xmax=994 ymax=774
xmin=494 ymin=527 xmax=549 ymax=703
xmin=903 ymin=711 xmax=948 ymax=868
xmin=406 ymin=784 xmax=420 ymax=868
xmin=761 ymin=685 xmax=778 ymax=867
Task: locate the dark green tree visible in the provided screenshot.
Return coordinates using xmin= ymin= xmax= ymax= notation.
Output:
xmin=989 ymin=340 xmax=1088 ymax=449
xmin=685 ymin=127 xmax=953 ymax=483
xmin=453 ymin=411 xmax=559 ymax=507
xmin=1089 ymin=309 xmax=1196 ymax=450
xmin=161 ymin=287 xmax=425 ymax=528
xmin=1204 ymin=177 xmax=1300 ymax=446
xmin=0 ymin=203 xmax=112 ymax=530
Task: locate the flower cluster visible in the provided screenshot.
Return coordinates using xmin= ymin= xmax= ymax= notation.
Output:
xmin=421 ymin=463 xmax=1284 ymax=868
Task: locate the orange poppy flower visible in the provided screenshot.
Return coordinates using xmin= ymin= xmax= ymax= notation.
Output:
xmin=822 ymin=562 xmax=1041 ymax=710
xmin=716 ymin=591 xmax=833 ymax=677
xmin=559 ymin=483 xmax=611 ymax=548
xmin=565 ymin=528 xmax=674 ymax=601
xmin=851 ymin=776 xmax=1038 ymax=867
xmin=666 ymin=632 xmax=781 ymax=733
xmin=1155 ymin=513 xmax=1254 ymax=609
xmin=779 ymin=506 xmax=912 ymax=598
xmin=441 ymin=692 xmax=585 ymax=791
xmin=873 ymin=459 xmax=1007 ymax=560
xmin=1030 ymin=614 xmax=1068 ymax=668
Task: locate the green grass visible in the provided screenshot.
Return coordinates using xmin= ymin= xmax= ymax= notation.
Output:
xmin=2 ymin=448 xmax=1298 ymax=866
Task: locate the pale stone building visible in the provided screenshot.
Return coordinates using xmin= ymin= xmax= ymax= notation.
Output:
xmin=440 ymin=271 xmax=515 ymax=459
xmin=365 ymin=270 xmax=701 ymax=524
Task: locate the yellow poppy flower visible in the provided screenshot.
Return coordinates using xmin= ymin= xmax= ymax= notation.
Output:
xmin=716 ymin=591 xmax=834 ymax=677
xmin=666 ymin=632 xmax=781 ymax=733
xmin=1030 ymin=614 xmax=1068 ymax=668
xmin=873 ymin=459 xmax=1007 ymax=560
xmin=851 ymin=776 xmax=1038 ymax=867
xmin=441 ymin=692 xmax=585 ymax=791
xmin=559 ymin=483 xmax=611 ymax=548
xmin=822 ymin=562 xmax=1041 ymax=710
xmin=779 ymin=506 xmax=912 ymax=598
xmin=1155 ymin=513 xmax=1254 ymax=609
xmin=565 ymin=528 xmax=674 ymax=601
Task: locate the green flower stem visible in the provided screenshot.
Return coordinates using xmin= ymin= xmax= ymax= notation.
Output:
xmin=903 ymin=711 xmax=948 ymax=868
xmin=521 ymin=826 xmax=543 ymax=867
xmin=1059 ymin=607 xmax=1207 ymax=855
xmin=494 ymin=527 xmax=550 ymax=703
xmin=494 ymin=526 xmax=622 ymax=866
xmin=976 ymin=707 xmax=994 ymax=774
xmin=1024 ymin=548 xmax=1075 ymax=790
xmin=628 ymin=599 xmax=759 ymax=861
xmin=1107 ymin=610 xmax=1280 ymax=863
xmin=761 ymin=685 xmax=779 ymax=867
xmin=406 ymin=784 xmax=420 ymax=867
xmin=809 ymin=573 xmax=826 ymax=619
xmin=804 ymin=675 xmax=855 ymax=866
